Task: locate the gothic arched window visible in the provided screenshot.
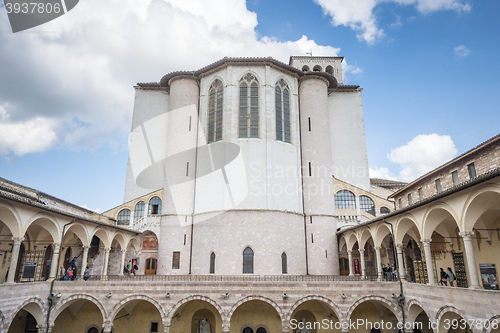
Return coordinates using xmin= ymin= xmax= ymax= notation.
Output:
xmin=208 ymin=79 xmax=223 ymax=143
xmin=275 ymin=79 xmax=291 ymax=143
xmin=334 ymin=190 xmax=356 ymax=209
xmin=243 ymin=247 xmax=254 ymax=274
xmin=239 ymin=73 xmax=259 ymax=138
xmin=117 ymin=209 xmax=130 ymax=225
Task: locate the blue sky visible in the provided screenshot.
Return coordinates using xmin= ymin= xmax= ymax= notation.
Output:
xmin=0 ymin=0 xmax=499 ymax=212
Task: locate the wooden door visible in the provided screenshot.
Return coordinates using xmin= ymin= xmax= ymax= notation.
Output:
xmin=145 ymin=257 xmax=157 ymax=275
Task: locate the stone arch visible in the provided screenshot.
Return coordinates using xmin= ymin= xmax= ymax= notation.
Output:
xmin=91 ymin=227 xmax=113 ymax=249
xmin=167 ymin=295 xmax=223 ymax=326
xmin=358 ymin=228 xmax=374 ymax=249
xmin=0 ymin=201 xmax=22 ymax=237
xmin=50 ymin=294 xmax=106 ymax=326
xmin=65 ymin=223 xmax=91 ymax=246
xmin=110 ymin=232 xmax=126 ymax=251
xmin=483 ymin=315 xmax=500 ymax=333
xmin=346 ymin=295 xmax=402 ymax=323
xmin=24 ymin=213 xmax=61 ymax=244
xmin=462 ymin=184 xmax=500 ymax=232
xmin=422 ymin=202 xmax=460 ymax=239
xmin=373 ymin=223 xmax=392 ymax=247
xmin=7 ymin=297 xmax=47 ymax=329
xmin=226 ymin=295 xmax=284 ymax=327
xmin=208 ymin=76 xmax=225 ymax=91
xmin=237 ymin=71 xmax=262 ymax=86
xmin=126 ymin=237 xmax=141 ymax=252
xmin=395 ymin=215 xmax=421 ymax=244
xmin=345 ymin=232 xmax=359 ymax=251
xmin=435 ymin=305 xmax=471 ymax=333
xmin=0 ymin=309 xmax=6 ymax=332
xmin=109 ymin=294 xmax=167 ymax=327
xmin=286 ymin=295 xmax=343 ymax=323
xmin=405 ymin=298 xmax=432 ymax=324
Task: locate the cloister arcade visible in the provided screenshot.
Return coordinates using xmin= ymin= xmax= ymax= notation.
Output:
xmin=339 ymin=182 xmax=500 ymax=290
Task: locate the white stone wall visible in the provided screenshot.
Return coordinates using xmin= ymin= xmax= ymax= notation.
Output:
xmin=190 ymin=210 xmax=307 ymax=275
xmin=289 ymin=56 xmax=344 ymax=83
xmin=195 ymin=66 xmax=303 ymax=214
xmin=124 ymin=88 xmax=170 ymax=202
xmin=329 ymin=90 xmax=371 ymax=191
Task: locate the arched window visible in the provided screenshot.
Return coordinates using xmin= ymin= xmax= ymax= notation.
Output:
xmin=148 ymin=197 xmax=162 ymax=215
xmin=134 ymin=201 xmax=145 ymax=222
xmin=281 ymin=252 xmax=287 ymax=274
xmin=256 ymin=328 xmax=267 ymax=333
xmin=88 ymin=328 xmax=99 ymax=333
xmin=334 ymin=190 xmax=356 ymax=209
xmin=359 ymin=195 xmax=375 ymax=216
xmin=208 ymin=79 xmax=223 ymax=143
xmin=275 ymin=79 xmax=291 ymax=143
xmin=243 ymin=247 xmax=254 ymax=274
xmin=313 ymin=65 xmax=322 ymax=72
xmin=380 ymin=207 xmax=391 ymax=214
xmin=326 ymin=65 xmax=334 ymax=74
xmin=243 ymin=327 xmax=254 ymax=333
xmin=302 ymin=65 xmax=310 ymax=72
xmin=210 ymin=252 xmax=216 ymax=274
xmin=239 ymin=73 xmax=259 ymax=138
xmin=117 ymin=209 xmax=131 ymax=225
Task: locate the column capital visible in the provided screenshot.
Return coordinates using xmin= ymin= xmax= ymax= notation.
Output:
xmin=421 ymin=239 xmax=432 ymax=245
xmin=102 ymin=322 xmax=113 ymax=333
xmin=396 ymin=243 xmax=404 ymax=251
xmin=121 ymin=249 xmax=127 ymax=254
xmin=359 ymin=248 xmax=365 ymax=253
xmin=12 ymin=236 xmax=25 ymax=244
xmin=82 ymin=245 xmax=90 ymax=250
xmin=459 ymin=231 xmax=474 ymax=239
xmin=347 ymin=249 xmax=353 ymax=254
xmin=104 ymin=248 xmax=111 ymax=253
xmin=375 ymin=246 xmax=381 ymax=251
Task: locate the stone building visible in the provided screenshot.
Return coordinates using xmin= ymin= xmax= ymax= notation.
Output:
xmin=0 ymin=56 xmax=499 ymax=333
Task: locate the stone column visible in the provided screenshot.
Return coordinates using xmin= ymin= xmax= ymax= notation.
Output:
xmin=79 ymin=246 xmax=90 ymax=277
xmin=375 ymin=246 xmax=383 ymax=281
xmin=102 ymin=248 xmax=111 ymax=276
xmin=459 ymin=231 xmax=482 ymax=289
xmin=347 ymin=250 xmax=354 ymax=276
xmin=49 ymin=243 xmax=61 ymax=279
xmin=7 ymin=237 xmax=24 ymax=283
xmin=119 ymin=249 xmax=126 ymax=275
xmin=359 ymin=248 xmax=366 ymax=278
xmin=421 ymin=239 xmax=437 ymax=285
xmin=396 ymin=243 xmax=406 ymax=280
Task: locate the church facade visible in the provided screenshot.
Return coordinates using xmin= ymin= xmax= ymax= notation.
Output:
xmin=0 ymin=56 xmax=499 ymax=333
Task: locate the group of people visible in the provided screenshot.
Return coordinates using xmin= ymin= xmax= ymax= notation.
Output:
xmin=60 ymin=257 xmax=90 ymax=281
xmin=382 ymin=263 xmax=397 ymax=281
xmin=439 ymin=267 xmax=456 ymax=286
xmin=123 ymin=260 xmax=139 ymax=276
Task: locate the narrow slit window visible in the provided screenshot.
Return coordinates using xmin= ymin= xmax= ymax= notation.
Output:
xmin=172 ymin=252 xmax=180 ymax=269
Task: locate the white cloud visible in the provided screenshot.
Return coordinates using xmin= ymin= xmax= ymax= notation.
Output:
xmin=454 ymin=45 xmax=471 ymax=58
xmin=369 ymin=167 xmax=398 ymax=180
xmin=387 ymin=134 xmax=457 ymax=182
xmin=313 ymin=0 xmax=471 ymax=43
xmin=0 ymin=0 xmax=341 ymax=156
xmin=0 ymin=115 xmax=58 ymax=156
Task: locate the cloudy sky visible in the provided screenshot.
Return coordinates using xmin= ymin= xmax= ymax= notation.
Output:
xmin=0 ymin=0 xmax=499 ymax=212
